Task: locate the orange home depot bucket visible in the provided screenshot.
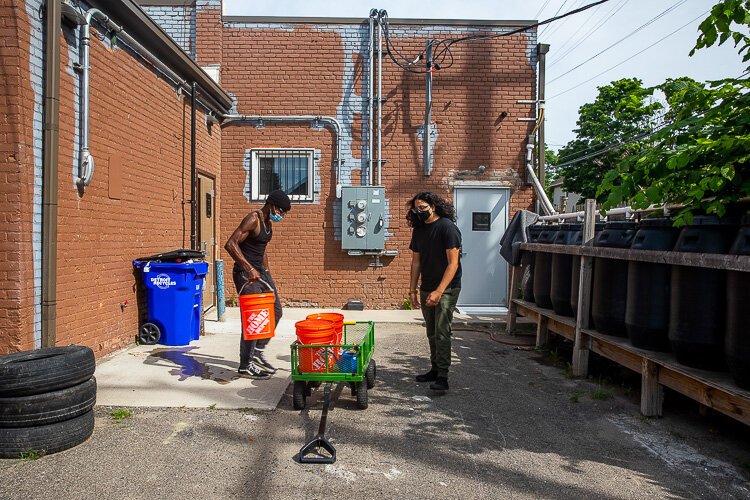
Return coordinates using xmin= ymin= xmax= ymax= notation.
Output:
xmin=239 ymin=292 xmax=276 ymax=341
xmin=306 ymin=313 xmax=344 ymax=344
xmin=295 ymin=319 xmax=336 ymax=373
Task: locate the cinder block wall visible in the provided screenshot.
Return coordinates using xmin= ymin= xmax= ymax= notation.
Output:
xmin=217 ymin=19 xmax=537 ymax=308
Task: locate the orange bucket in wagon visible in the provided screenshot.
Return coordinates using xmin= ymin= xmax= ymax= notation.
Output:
xmin=306 ymin=313 xmax=344 ymax=345
xmin=239 ymin=278 xmax=276 ymax=341
xmin=295 ymin=319 xmax=336 ymax=373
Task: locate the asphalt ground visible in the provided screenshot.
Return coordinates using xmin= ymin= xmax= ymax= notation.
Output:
xmin=1 ymin=323 xmax=749 ymax=499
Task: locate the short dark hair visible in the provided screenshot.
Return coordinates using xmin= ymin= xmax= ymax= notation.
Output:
xmin=265 ymin=189 xmax=291 ymax=211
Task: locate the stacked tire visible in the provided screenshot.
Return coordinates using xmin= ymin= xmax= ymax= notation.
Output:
xmin=0 ymin=346 xmax=96 ymax=458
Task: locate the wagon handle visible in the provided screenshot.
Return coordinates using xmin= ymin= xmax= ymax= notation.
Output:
xmin=298 ymin=382 xmax=336 ymax=464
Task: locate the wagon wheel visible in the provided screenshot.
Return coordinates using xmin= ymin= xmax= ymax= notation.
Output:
xmin=138 ymin=323 xmax=160 ymax=345
xmin=355 ymin=380 xmax=368 ymax=410
xmin=293 ymin=381 xmax=307 ymax=410
xmin=305 ymin=382 xmax=314 ymax=397
xmin=365 ymin=359 xmax=377 ymax=389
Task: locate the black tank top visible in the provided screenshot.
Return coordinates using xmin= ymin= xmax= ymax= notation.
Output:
xmin=236 ymin=211 xmax=272 ymax=271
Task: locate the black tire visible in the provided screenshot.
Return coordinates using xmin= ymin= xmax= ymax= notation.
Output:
xmin=309 ymin=381 xmax=322 ymax=389
xmin=355 ymin=381 xmax=368 ymax=410
xmin=293 ymin=381 xmax=306 ymax=410
xmin=0 ymin=409 xmax=94 ymax=459
xmin=0 ymin=377 xmax=96 ymax=428
xmin=138 ymin=323 xmax=160 ymax=345
xmin=0 ymin=346 xmax=95 ymax=397
xmin=365 ymin=359 xmax=377 ymax=389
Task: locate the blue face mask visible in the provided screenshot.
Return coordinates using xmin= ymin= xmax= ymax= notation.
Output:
xmin=270 ymin=208 xmax=283 ymax=223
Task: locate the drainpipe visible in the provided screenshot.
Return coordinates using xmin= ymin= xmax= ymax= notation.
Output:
xmin=190 ymin=82 xmax=197 ymax=250
xmin=42 ymin=0 xmax=61 ymax=347
xmin=423 ymin=39 xmax=433 ymax=177
xmin=537 ymin=44 xmax=550 ymax=211
xmin=526 ymin=141 xmax=555 ymax=215
xmin=368 ymin=10 xmax=377 ymax=186
xmin=377 ymin=10 xmax=384 ymax=186
xmin=221 ymin=114 xmax=344 ymax=196
xmin=75 ymin=9 xmax=191 ymax=189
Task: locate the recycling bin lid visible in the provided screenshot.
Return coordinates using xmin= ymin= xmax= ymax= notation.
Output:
xmin=134 ymin=249 xmax=205 ymax=264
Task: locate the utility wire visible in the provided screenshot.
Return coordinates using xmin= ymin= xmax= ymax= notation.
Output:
xmin=534 ymin=0 xmax=555 ymax=20
xmin=545 ymin=0 xmax=608 ymax=56
xmin=381 ymin=0 xmax=612 ymax=74
xmin=542 ymin=0 xmax=588 ymax=40
xmin=548 ymin=9 xmax=709 ymax=100
xmin=549 ymin=0 xmax=629 ymax=68
xmin=547 ymin=0 xmax=687 ymax=85
xmin=539 ymin=0 xmax=575 ymax=37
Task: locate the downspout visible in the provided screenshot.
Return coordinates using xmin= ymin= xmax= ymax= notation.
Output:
xmin=537 ymin=44 xmax=550 ymax=212
xmin=190 ymin=82 xmax=197 ymax=250
xmin=377 ymin=10 xmax=384 ymax=186
xmin=42 ymin=0 xmax=61 ymax=347
xmin=526 ymin=142 xmax=555 ymax=215
xmin=368 ymin=10 xmax=377 ymax=186
xmin=221 ymin=114 xmax=343 ymax=195
xmin=423 ymin=40 xmax=433 ymax=177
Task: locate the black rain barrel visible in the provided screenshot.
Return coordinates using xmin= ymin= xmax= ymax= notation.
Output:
xmin=522 ymin=225 xmax=545 ymax=302
xmin=669 ymin=215 xmax=736 ymax=370
xmin=570 ymin=222 xmax=605 ymax=316
xmin=532 ymin=225 xmax=559 ymax=309
xmin=625 ymin=218 xmax=680 ymax=351
xmin=591 ymin=221 xmax=638 ymax=336
xmin=726 ymin=216 xmax=750 ymax=387
xmin=550 ymin=223 xmax=582 ymax=316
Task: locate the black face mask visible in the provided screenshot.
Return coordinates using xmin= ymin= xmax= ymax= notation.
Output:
xmin=416 ymin=209 xmax=431 ymax=222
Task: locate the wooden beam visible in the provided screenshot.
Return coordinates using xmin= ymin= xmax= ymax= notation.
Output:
xmin=573 ymin=199 xmax=595 ymax=377
xmin=507 ymin=266 xmax=520 ymax=334
xmin=641 ymin=359 xmax=663 ymax=417
xmin=536 ymin=315 xmax=549 ymax=348
xmin=519 ymin=243 xmax=750 ymax=272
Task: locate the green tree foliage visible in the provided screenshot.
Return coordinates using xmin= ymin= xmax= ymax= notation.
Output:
xmin=544 ymin=145 xmax=559 ymax=199
xmin=598 ymin=0 xmax=750 ymax=226
xmin=557 ymin=78 xmax=662 ymax=200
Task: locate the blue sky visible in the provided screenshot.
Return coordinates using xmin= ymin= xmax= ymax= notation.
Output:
xmin=223 ymin=0 xmax=745 ymax=149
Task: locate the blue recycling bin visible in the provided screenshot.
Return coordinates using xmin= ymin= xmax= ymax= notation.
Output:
xmin=134 ymin=260 xmax=208 ymax=346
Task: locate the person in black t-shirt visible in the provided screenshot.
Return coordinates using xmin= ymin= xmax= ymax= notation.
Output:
xmin=225 ymin=190 xmax=291 ymax=380
xmin=407 ymin=192 xmax=462 ymax=392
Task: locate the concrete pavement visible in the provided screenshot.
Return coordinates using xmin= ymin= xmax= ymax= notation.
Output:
xmin=95 ymin=307 xmax=525 ymax=409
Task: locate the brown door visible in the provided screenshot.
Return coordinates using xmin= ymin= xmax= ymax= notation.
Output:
xmin=198 ymin=174 xmax=215 ymax=311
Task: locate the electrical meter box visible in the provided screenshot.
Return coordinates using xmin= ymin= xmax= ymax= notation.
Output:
xmin=341 ymin=186 xmax=386 ymax=251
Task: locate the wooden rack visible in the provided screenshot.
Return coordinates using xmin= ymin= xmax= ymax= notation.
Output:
xmin=506 ymin=200 xmax=750 ymax=425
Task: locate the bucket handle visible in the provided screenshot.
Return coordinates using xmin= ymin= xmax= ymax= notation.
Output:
xmin=238 ymin=276 xmax=274 ymax=296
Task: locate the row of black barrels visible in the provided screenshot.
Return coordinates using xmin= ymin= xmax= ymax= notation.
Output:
xmin=522 ymin=215 xmax=750 ymax=389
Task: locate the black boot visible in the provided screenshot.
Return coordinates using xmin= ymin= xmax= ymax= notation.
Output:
xmin=429 ymin=377 xmax=449 ymax=391
xmin=416 ymin=369 xmax=438 ymax=382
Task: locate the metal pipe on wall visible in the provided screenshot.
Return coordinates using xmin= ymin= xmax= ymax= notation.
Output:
xmin=377 ymin=10 xmax=384 ymax=186
xmin=537 ymin=44 xmax=550 ymax=214
xmin=42 ymin=0 xmax=61 ymax=348
xmin=368 ymin=9 xmax=377 ymax=186
xmin=221 ymin=114 xmax=344 ymax=195
xmin=190 ymin=82 xmax=197 ymax=251
xmin=423 ymin=39 xmax=433 ymax=177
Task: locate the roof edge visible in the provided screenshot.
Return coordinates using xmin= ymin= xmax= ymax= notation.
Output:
xmin=87 ymin=0 xmax=233 ymax=113
xmin=224 ymin=16 xmax=537 ymax=28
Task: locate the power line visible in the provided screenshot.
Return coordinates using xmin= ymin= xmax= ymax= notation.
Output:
xmin=539 ymin=0 xmax=575 ymax=37
xmin=534 ymin=0 xmax=555 ymax=20
xmin=382 ymin=0 xmax=613 ymax=74
xmin=547 ymin=0 xmax=687 ymax=85
xmin=548 ymin=9 xmax=709 ymax=100
xmin=549 ymin=0 xmax=629 ymax=68
xmin=542 ymin=0 xmax=588 ymax=40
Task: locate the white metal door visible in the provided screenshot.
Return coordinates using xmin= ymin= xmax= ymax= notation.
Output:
xmin=454 ymin=186 xmax=509 ymax=309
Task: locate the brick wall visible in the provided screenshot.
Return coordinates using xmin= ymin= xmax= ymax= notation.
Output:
xmin=0 ymin=1 xmax=38 ymax=354
xmin=50 ymin=20 xmax=222 ymax=356
xmin=217 ymin=21 xmax=537 ymax=308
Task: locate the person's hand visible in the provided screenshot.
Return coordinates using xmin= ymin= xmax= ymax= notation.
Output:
xmin=244 ymin=265 xmax=261 ymax=282
xmin=425 ymin=291 xmax=442 ymax=307
xmin=409 ymin=291 xmax=420 ymax=308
